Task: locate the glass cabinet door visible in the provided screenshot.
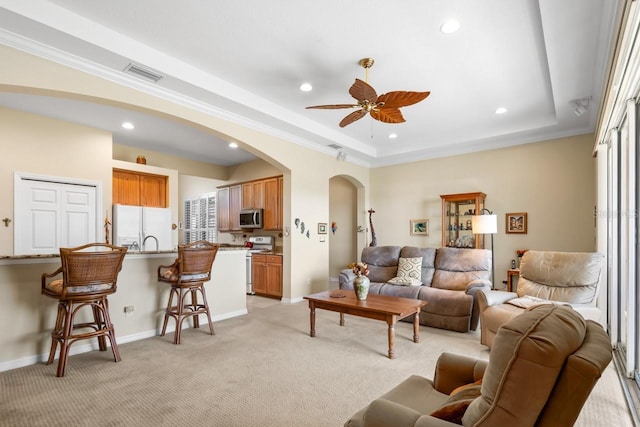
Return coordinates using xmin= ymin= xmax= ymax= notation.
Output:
xmin=440 ymin=192 xmax=486 ymax=248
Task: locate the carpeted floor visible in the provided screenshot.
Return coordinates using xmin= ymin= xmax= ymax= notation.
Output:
xmin=0 ymin=296 xmax=633 ymax=426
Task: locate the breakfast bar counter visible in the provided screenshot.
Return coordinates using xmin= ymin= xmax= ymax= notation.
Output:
xmin=0 ymin=248 xmax=248 ymax=371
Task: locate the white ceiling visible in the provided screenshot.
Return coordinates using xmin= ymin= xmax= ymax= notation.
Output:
xmin=0 ymin=0 xmax=623 ymax=167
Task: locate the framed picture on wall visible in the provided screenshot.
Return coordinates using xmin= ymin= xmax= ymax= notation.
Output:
xmin=506 ymin=212 xmax=527 ymax=234
xmin=317 ymin=223 xmax=327 ymax=234
xmin=410 ymin=219 xmax=429 ymax=236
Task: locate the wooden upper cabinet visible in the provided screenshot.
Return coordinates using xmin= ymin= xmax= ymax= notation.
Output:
xmin=217 ymin=187 xmax=231 ymax=231
xmin=140 ymin=174 xmax=167 ymax=207
xmin=229 ymin=185 xmax=242 ymax=231
xmin=242 ymin=180 xmax=265 ymax=209
xmin=263 ymin=176 xmax=283 ymax=231
xmin=113 ymin=169 xmax=167 ymax=207
xmin=113 ymin=170 xmax=141 ymax=206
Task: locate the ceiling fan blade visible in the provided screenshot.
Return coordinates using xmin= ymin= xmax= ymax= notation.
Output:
xmin=370 ymin=108 xmax=405 ymax=124
xmin=306 ymin=104 xmax=359 ymax=109
xmin=339 ymin=109 xmax=368 ymax=127
xmin=349 ymin=79 xmax=378 ymax=103
xmin=376 ymin=91 xmax=431 ymax=109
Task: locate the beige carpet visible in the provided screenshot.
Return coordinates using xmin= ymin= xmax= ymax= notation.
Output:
xmin=0 ymin=296 xmax=633 ymax=426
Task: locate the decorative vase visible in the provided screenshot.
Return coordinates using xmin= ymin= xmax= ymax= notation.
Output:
xmin=354 ymin=274 xmax=370 ymax=301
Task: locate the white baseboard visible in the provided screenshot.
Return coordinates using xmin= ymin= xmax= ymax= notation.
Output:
xmin=0 ymin=309 xmax=248 ymax=373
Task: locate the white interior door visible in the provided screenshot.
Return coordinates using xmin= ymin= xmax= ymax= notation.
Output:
xmin=15 ymin=176 xmax=98 ymax=255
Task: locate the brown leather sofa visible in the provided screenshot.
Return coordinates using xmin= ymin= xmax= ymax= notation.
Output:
xmin=339 ymin=246 xmax=492 ymax=332
xmin=478 ymin=250 xmax=604 ymax=348
xmin=345 ymin=304 xmax=613 ymax=427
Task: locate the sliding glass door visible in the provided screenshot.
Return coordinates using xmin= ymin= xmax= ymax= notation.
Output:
xmin=607 ymin=100 xmax=640 ymax=388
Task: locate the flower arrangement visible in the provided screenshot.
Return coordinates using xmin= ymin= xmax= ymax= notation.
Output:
xmin=349 ymin=262 xmax=369 ymax=277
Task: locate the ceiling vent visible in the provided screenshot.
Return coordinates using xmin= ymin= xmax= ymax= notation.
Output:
xmin=123 ymin=63 xmax=163 ymax=83
xmin=328 ymin=144 xmax=343 ymax=149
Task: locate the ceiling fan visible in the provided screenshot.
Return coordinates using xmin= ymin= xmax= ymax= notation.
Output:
xmin=306 ymin=58 xmax=431 ymax=128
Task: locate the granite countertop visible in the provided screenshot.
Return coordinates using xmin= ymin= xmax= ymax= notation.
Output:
xmin=0 ymin=250 xmax=178 ymax=260
xmin=0 ymin=245 xmax=249 ymax=262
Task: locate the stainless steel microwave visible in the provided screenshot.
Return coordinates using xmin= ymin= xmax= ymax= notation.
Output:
xmin=239 ymin=208 xmax=263 ymax=228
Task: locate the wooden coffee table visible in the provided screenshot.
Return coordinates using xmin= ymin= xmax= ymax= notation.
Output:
xmin=303 ymin=290 xmax=428 ymax=359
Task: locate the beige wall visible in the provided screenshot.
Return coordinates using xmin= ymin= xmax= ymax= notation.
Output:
xmin=226 ymin=158 xmax=282 ymax=183
xmin=113 ymin=143 xmax=229 ymax=180
xmin=0 ymin=107 xmax=113 ymax=255
xmin=370 ymin=133 xmax=597 ymax=288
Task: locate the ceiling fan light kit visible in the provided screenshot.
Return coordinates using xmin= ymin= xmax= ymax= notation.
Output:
xmin=306 ymin=58 xmax=430 ymax=128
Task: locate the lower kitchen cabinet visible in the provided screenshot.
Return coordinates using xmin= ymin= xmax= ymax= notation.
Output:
xmin=251 ymin=254 xmax=282 ymax=298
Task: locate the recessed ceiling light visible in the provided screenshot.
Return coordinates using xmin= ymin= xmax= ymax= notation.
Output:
xmin=440 ymin=20 xmax=460 ymax=34
xmin=495 ymin=107 xmax=508 ymax=115
xmin=228 ymin=142 xmax=238 ymax=149
xmin=121 ymin=122 xmax=134 ymax=130
xmin=300 ymin=83 xmax=313 ymax=92
xmin=389 ymin=133 xmax=398 ymax=139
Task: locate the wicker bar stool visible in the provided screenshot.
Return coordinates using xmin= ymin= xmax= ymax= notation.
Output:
xmin=41 ymin=243 xmax=127 ymax=377
xmin=157 ymin=240 xmax=219 ymax=344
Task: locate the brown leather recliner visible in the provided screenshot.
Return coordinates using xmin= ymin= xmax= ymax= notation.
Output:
xmin=478 ymin=250 xmax=604 ymax=348
xmin=345 ymin=304 xmax=612 ymax=427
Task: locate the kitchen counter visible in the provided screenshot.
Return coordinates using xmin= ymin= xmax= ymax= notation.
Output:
xmin=0 ymin=246 xmax=247 ymax=265
xmin=0 ymin=247 xmax=248 ymax=370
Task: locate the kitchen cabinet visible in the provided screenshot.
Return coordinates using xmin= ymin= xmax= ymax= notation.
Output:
xmin=217 ymin=184 xmax=242 ymax=232
xmin=242 ymin=180 xmax=264 ymax=209
xmin=263 ymin=176 xmax=283 ymax=231
xmin=113 ymin=169 xmax=167 ymax=207
xmin=440 ymin=192 xmax=486 ymax=248
xmin=217 ymin=187 xmax=230 ymax=231
xmin=251 ymin=253 xmax=282 ymax=298
xmin=229 ymin=185 xmax=242 ymax=230
xmin=218 ymin=175 xmax=282 ymax=233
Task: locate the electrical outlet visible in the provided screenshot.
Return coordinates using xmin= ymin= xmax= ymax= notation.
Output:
xmin=124 ymin=305 xmax=134 ymax=317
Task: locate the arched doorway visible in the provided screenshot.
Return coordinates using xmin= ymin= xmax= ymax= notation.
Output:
xmin=328 ymin=175 xmax=361 ymax=285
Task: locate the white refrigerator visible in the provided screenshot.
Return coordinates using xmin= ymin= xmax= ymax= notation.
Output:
xmin=112 ymin=204 xmax=172 ymax=251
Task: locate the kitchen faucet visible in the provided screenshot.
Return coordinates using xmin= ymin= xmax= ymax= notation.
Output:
xmin=143 ymin=235 xmax=159 ymax=252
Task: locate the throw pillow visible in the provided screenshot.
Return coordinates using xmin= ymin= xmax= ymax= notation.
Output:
xmin=161 ymin=265 xmax=179 ymax=281
xmin=430 ymin=385 xmax=482 ymax=425
xmin=449 ymin=378 xmax=482 ymax=396
xmin=387 ymin=257 xmax=422 ymax=286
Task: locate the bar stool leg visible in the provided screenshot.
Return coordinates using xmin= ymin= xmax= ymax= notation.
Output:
xmin=47 ymin=303 xmax=66 ymax=365
xmin=190 ymin=288 xmax=200 ymax=329
xmin=174 ymin=287 xmax=188 ymax=344
xmin=161 ymin=287 xmax=177 ymax=337
xmin=101 ymin=297 xmax=121 ymax=362
xmin=92 ymin=303 xmax=107 ymax=351
xmin=56 ymin=301 xmax=75 ymax=377
xmin=199 ymin=284 xmax=215 ymax=336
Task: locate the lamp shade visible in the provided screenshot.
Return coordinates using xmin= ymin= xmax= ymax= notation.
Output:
xmin=472 ymin=214 xmax=497 ymax=234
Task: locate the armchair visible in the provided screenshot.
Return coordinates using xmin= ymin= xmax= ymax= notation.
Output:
xmin=478 ymin=250 xmax=603 ymax=348
xmin=345 ymin=304 xmax=612 ymax=427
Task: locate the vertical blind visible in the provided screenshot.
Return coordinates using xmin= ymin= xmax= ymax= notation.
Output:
xmin=184 ymin=193 xmax=216 ymax=244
